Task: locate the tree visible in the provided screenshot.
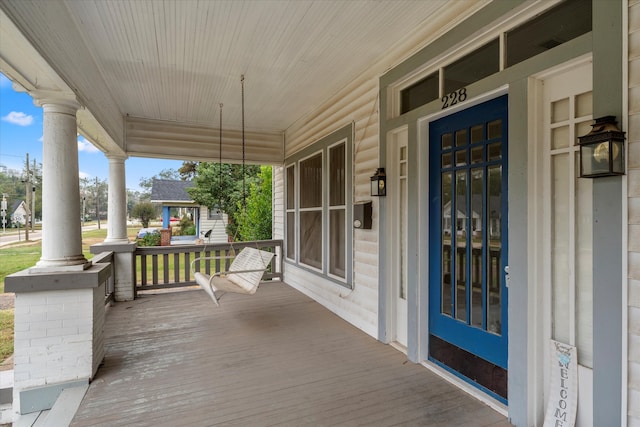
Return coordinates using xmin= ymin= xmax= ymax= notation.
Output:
xmin=131 ymin=202 xmax=157 ymax=228
xmin=138 ymin=168 xmax=181 ymax=195
xmin=178 ymin=161 xmax=198 ymax=180
xmin=236 ymin=166 xmax=272 ymax=241
xmin=187 ymin=162 xmax=260 ymax=239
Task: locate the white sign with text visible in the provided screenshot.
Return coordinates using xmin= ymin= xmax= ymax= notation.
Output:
xmin=544 ymin=340 xmax=578 ymax=427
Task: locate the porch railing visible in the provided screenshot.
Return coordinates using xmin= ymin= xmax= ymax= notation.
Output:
xmin=134 ymin=239 xmax=283 ymax=291
xmin=91 ymin=250 xmax=115 ymax=304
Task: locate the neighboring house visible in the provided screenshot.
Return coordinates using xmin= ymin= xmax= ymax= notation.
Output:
xmin=150 ymin=179 xmax=227 ymax=243
xmin=9 ymin=200 xmax=28 ymax=226
xmin=1 ymin=1 xmax=638 ymax=426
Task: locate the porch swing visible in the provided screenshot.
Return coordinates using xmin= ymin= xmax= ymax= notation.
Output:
xmin=191 ymin=76 xmax=274 ymax=306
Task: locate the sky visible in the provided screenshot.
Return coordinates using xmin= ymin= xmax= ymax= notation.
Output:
xmin=0 ymin=73 xmax=184 ymax=192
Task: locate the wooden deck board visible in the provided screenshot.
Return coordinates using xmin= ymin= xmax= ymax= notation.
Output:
xmin=71 ymin=283 xmax=511 ymax=426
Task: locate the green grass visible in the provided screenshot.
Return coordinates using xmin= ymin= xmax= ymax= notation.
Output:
xmin=0 ymin=310 xmax=13 ymax=362
xmin=0 ymin=226 xmax=141 ymax=365
xmin=0 ymin=244 xmax=42 ymax=294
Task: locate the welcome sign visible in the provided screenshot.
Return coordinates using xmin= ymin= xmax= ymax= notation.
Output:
xmin=544 ymin=340 xmax=578 ymax=427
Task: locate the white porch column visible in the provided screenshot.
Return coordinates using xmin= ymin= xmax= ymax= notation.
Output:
xmin=34 ymin=96 xmax=89 ymax=271
xmin=105 ymin=154 xmax=129 ymax=243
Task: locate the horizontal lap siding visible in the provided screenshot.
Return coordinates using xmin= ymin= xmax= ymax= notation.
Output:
xmin=283 ymin=74 xmax=380 ymax=337
xmin=629 ymin=1 xmax=640 ymax=425
xmin=272 ymin=166 xmax=285 ymax=241
xmin=278 ymin=0 xmax=486 ymax=339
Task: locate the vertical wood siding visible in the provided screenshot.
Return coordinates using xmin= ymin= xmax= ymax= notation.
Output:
xmin=629 ymin=2 xmax=640 ymax=425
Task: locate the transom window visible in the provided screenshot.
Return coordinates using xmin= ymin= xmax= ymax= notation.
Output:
xmin=285 ymin=124 xmax=353 ymax=287
xmin=398 ymin=0 xmax=592 ymax=115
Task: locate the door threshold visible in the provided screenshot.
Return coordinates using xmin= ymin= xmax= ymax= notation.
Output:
xmin=420 ymin=360 xmax=508 ymax=417
xmin=390 ymin=341 xmax=407 ymax=354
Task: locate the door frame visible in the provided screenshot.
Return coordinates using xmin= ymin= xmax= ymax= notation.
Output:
xmin=385 ymin=126 xmax=409 ymax=349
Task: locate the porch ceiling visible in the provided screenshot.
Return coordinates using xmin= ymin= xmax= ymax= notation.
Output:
xmin=0 ymin=0 xmax=455 ymax=163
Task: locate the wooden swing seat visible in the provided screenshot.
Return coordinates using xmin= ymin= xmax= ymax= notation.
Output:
xmin=192 ymin=247 xmax=274 ymax=306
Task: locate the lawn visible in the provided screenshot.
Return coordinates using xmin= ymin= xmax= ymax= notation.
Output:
xmin=0 ymin=227 xmax=141 ymax=365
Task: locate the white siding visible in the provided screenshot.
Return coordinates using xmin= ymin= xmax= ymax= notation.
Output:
xmin=629 ymin=1 xmax=640 ymax=425
xmin=279 ymin=1 xmax=484 ymax=338
xmin=272 ymin=166 xmax=284 ymax=241
xmin=199 ymin=207 xmax=228 ymax=243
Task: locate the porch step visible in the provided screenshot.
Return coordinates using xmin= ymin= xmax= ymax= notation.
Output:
xmin=0 ymin=402 xmax=13 ymax=426
xmin=0 ymin=370 xmax=12 ymax=405
xmin=36 ymin=384 xmax=88 ymax=427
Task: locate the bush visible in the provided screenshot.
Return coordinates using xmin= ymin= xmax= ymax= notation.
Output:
xmin=131 ymin=202 xmax=157 ymax=228
xmin=138 ymin=230 xmax=160 ymax=246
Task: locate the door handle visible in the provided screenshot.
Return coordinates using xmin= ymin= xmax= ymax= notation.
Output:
xmin=504 ymin=265 xmax=510 ymax=288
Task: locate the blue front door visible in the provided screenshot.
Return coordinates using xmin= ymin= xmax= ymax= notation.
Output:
xmin=428 ymin=95 xmax=508 ymax=402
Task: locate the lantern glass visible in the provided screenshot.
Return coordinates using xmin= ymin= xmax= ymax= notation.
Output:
xmin=370 ymin=168 xmax=386 ymax=196
xmin=578 ymin=116 xmax=626 ymax=178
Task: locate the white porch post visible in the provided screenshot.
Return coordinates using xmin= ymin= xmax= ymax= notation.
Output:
xmin=105 ymin=154 xmax=128 ymax=243
xmin=34 ymin=97 xmax=89 ymax=271
xmin=91 ymin=153 xmax=137 ymax=302
xmin=6 ymin=94 xmax=107 ymax=417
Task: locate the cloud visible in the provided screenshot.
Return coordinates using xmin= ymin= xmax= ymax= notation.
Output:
xmin=79 ymin=171 xmax=91 ymax=180
xmin=2 ymin=111 xmax=34 ymax=126
xmin=77 ymin=138 xmax=100 ymax=153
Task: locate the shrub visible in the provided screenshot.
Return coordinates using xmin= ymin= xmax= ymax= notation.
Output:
xmin=138 ymin=230 xmax=160 ymax=246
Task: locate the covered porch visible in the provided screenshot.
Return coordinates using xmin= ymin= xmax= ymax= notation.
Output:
xmin=68 ymin=283 xmax=508 ymax=426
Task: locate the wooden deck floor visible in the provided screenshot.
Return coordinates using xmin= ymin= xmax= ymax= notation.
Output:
xmin=71 ymin=283 xmax=511 ymax=426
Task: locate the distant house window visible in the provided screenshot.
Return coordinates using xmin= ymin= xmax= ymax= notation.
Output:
xmin=207 ymin=207 xmax=222 ymax=220
xmin=284 ymin=124 xmax=352 ymax=287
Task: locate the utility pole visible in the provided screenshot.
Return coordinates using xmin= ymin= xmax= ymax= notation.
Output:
xmin=31 ymin=158 xmax=36 ymax=231
xmin=25 ymin=153 xmax=30 ymax=241
xmin=95 ymin=176 xmax=101 ymax=230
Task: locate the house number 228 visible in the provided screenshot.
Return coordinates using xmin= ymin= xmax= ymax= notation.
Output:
xmin=441 ymin=88 xmax=467 ymax=109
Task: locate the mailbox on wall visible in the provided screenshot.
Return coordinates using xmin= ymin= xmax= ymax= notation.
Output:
xmin=353 ymin=201 xmax=372 ymax=229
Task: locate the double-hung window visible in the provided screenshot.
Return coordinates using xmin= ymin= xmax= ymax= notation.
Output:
xmin=285 ymin=124 xmax=353 ymax=288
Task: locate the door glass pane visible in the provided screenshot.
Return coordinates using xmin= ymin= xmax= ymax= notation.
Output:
xmin=329 ymin=209 xmax=345 ymax=278
xmin=442 ymin=152 xmax=452 ymax=168
xmin=442 ymin=133 xmax=453 ymax=150
xmin=487 ymin=165 xmax=502 ymax=335
xmin=470 ymin=125 xmax=483 ymax=143
xmin=455 ymin=171 xmax=467 ymax=322
xmin=487 ymin=120 xmax=502 ymax=139
xmin=455 ymin=129 xmax=467 ymax=147
xmin=552 ymin=153 xmax=570 ymax=344
xmin=455 ymin=150 xmax=467 ymax=166
xmin=471 ymin=168 xmax=483 ymax=328
xmin=488 ymin=142 xmax=502 ymax=161
xmin=471 ymin=146 xmax=483 ymax=164
xmin=441 ymin=172 xmax=453 ymax=316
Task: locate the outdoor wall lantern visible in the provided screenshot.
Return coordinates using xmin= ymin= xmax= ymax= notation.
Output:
xmin=578 ymin=115 xmax=626 ymax=178
xmin=370 ymin=168 xmax=386 ymax=196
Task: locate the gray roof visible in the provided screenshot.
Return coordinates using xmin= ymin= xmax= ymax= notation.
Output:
xmin=150 ymin=180 xmax=194 ymax=203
